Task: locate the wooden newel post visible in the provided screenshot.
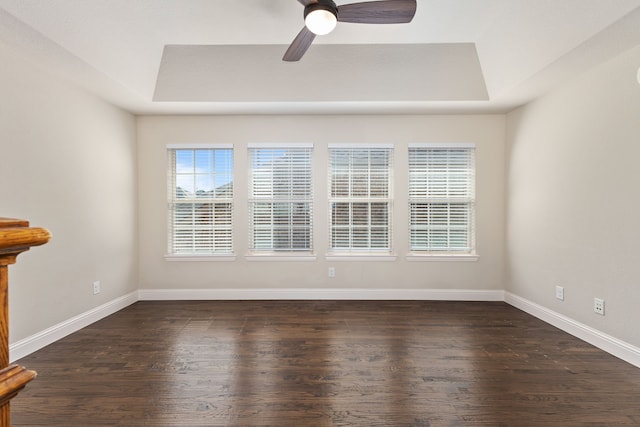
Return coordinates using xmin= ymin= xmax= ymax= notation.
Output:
xmin=0 ymin=218 xmax=51 ymax=426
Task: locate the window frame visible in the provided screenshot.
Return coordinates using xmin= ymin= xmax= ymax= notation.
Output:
xmin=247 ymin=143 xmax=315 ymax=257
xmin=327 ymin=143 xmax=394 ymax=257
xmin=165 ymin=144 xmax=235 ymax=261
xmin=406 ymin=143 xmax=477 ymax=261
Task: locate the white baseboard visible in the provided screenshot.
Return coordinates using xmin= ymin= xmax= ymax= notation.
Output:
xmin=138 ymin=288 xmax=506 ymax=301
xmin=9 ymin=291 xmax=138 ymax=363
xmin=504 ymin=292 xmax=640 ymax=368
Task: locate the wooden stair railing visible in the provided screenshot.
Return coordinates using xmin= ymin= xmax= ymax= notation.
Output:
xmin=0 ymin=218 xmax=51 ymax=426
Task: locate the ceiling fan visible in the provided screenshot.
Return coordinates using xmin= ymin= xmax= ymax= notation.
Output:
xmin=283 ymin=0 xmax=417 ymax=62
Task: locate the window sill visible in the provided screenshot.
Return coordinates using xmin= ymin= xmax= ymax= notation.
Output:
xmin=165 ymin=254 xmax=237 ymax=262
xmin=246 ymin=254 xmax=317 ymax=262
xmin=406 ymin=254 xmax=479 ymax=262
xmin=326 ymin=254 xmax=397 ymax=262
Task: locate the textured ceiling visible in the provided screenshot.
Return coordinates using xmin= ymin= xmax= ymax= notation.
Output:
xmin=1 ymin=0 xmax=640 ymax=114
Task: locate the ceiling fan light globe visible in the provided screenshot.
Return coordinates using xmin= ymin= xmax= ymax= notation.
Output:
xmin=305 ymin=9 xmax=337 ymax=35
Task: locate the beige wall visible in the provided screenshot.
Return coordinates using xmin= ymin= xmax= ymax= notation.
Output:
xmin=506 ymin=45 xmax=640 ymax=347
xmin=0 ymin=42 xmax=138 ymax=343
xmin=137 ymin=115 xmax=506 ymax=292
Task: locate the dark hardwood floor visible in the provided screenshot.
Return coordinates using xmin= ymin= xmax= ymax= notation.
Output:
xmin=11 ymin=301 xmax=640 ymax=426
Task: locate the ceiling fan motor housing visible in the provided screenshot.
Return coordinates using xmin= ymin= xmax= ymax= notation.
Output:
xmin=304 ymin=0 xmax=338 ymax=20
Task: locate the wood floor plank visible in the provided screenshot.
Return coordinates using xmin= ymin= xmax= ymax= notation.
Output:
xmin=11 ymin=301 xmax=640 ymax=426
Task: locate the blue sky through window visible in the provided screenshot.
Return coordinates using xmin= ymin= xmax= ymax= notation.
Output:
xmin=175 ymin=149 xmax=233 ymax=196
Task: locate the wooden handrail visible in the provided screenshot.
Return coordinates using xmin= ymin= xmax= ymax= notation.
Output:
xmin=0 ymin=218 xmax=51 ymax=426
xmin=0 ymin=366 xmax=37 ymax=408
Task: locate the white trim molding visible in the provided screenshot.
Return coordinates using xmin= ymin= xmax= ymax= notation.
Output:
xmin=504 ymin=292 xmax=640 ymax=369
xmin=164 ymin=255 xmax=237 ymax=262
xmin=166 ymin=143 xmax=233 ymax=149
xmin=9 ymin=291 xmax=138 ymax=363
xmin=409 ymin=142 xmax=476 ymax=149
xmin=138 ymin=288 xmax=504 ymax=301
xmin=325 ymin=255 xmax=397 ymax=262
xmin=406 ymin=254 xmax=479 ymax=262
xmin=248 ymin=142 xmax=313 ymax=148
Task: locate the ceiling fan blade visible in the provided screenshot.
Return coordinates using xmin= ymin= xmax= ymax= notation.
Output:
xmin=283 ymin=26 xmax=317 ymax=62
xmin=297 ymin=0 xmax=317 ymax=6
xmin=337 ymin=0 xmax=416 ymax=24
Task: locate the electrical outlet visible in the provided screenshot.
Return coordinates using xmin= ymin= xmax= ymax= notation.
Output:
xmin=594 ymin=298 xmax=605 ymax=315
xmin=555 ymin=285 xmax=564 ymax=301
xmin=93 ymin=281 xmax=101 ymax=295
xmin=328 ymin=267 xmax=335 ymax=278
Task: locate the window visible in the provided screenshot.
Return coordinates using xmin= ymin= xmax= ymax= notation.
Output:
xmin=167 ymin=145 xmax=233 ymax=255
xmin=329 ymin=145 xmax=393 ymax=252
xmin=408 ymin=144 xmax=475 ymax=253
xmin=248 ymin=144 xmax=313 ymax=253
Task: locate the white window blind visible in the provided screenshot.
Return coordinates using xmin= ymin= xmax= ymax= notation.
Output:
xmin=409 ymin=144 xmax=475 ymax=253
xmin=167 ymin=147 xmax=233 ymax=255
xmin=248 ymin=145 xmax=313 ymax=252
xmin=329 ymin=146 xmax=393 ymax=252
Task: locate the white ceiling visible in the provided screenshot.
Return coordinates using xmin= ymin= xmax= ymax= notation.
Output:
xmin=1 ymin=0 xmax=640 ymax=115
